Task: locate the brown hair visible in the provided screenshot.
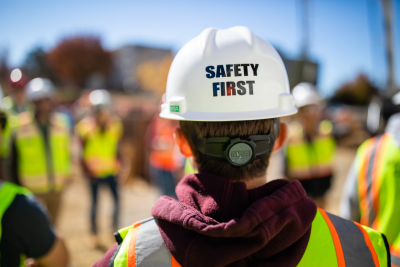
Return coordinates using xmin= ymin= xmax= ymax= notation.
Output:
xmin=179 ymin=119 xmax=275 ymax=182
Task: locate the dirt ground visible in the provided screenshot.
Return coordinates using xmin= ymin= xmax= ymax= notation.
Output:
xmin=57 ymin=146 xmax=357 ymax=267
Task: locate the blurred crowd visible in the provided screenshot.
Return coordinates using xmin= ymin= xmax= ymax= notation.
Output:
xmin=1 ymin=64 xmax=400 ymax=266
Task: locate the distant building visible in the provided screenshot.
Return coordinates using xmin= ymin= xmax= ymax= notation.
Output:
xmin=275 ymin=49 xmax=319 ymax=91
xmin=108 ymin=45 xmax=173 ymax=92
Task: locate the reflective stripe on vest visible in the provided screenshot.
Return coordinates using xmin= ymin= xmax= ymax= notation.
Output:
xmin=299 ymin=209 xmax=387 ymax=267
xmin=286 ymin=120 xmax=336 ymax=180
xmin=110 ymin=209 xmax=388 ymax=267
xmin=77 ymin=116 xmax=122 ymax=177
xmin=0 ymin=181 xmax=31 ymax=267
xmin=355 ymin=133 xmax=400 ymax=264
xmin=391 ymin=245 xmax=400 ymax=267
xmin=110 ymin=217 xmax=180 ymax=267
xmin=15 ymin=112 xmax=71 ymax=193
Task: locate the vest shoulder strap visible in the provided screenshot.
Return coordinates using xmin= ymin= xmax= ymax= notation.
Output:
xmin=111 ymin=212 xmax=389 ymax=267
xmin=318 ymin=209 xmax=389 ymax=267
xmin=110 ymin=217 xmax=180 ymax=267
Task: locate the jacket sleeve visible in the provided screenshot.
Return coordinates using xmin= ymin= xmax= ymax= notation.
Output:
xmin=340 ymin=159 xmax=361 ymax=221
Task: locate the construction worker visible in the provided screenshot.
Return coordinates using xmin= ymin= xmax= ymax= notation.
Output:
xmin=0 ymin=181 xmax=69 ymax=266
xmin=284 ymin=83 xmax=336 ymax=208
xmin=9 ymin=78 xmax=71 ymax=225
xmin=94 ymin=27 xmax=390 ymax=267
xmin=147 ymin=99 xmax=182 ymax=199
xmin=5 ymin=68 xmax=30 ymax=115
xmin=341 ymin=92 xmax=400 ymax=266
xmin=0 ymin=84 xmax=9 ymax=165
xmin=1 ymin=69 xmax=31 ymax=179
xmin=76 ymin=89 xmax=122 ymax=242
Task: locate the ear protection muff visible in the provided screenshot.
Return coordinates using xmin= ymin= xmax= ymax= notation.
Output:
xmin=190 ymin=118 xmax=280 ymax=167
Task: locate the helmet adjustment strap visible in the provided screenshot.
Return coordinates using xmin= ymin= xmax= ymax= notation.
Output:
xmin=190 ymin=119 xmax=279 ymax=167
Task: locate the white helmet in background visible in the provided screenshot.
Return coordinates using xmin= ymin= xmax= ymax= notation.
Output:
xmin=89 ymin=89 xmax=111 ymax=109
xmin=160 ymin=26 xmax=296 ymax=121
xmin=392 ymin=91 xmax=400 ymax=105
xmin=292 ymin=82 xmax=322 ymax=108
xmin=25 ymin=78 xmax=55 ymax=101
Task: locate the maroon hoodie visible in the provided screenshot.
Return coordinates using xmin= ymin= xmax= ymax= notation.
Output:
xmin=94 ymin=173 xmax=316 ymax=267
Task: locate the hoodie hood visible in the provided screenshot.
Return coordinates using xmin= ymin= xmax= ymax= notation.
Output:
xmin=151 ymin=173 xmax=317 ymax=267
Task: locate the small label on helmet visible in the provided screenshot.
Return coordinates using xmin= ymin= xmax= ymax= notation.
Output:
xmin=170 ymin=105 xmax=179 ymax=112
xmin=228 ymin=143 xmax=253 ymax=165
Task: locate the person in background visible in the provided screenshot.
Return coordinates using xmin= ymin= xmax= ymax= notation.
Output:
xmin=146 ymin=97 xmax=183 ymax=199
xmin=94 ymin=27 xmax=389 ymax=267
xmin=0 ymin=181 xmax=69 ymax=267
xmin=284 ymin=83 xmax=336 ymax=208
xmin=76 ymin=89 xmax=122 ymax=245
xmin=5 ymin=68 xmax=30 ymax=115
xmin=1 ymin=69 xmax=31 ymax=180
xmin=341 ymin=91 xmax=400 ymax=265
xmin=10 ymin=78 xmax=71 ymax=225
xmin=0 ymin=85 xmax=9 ymax=175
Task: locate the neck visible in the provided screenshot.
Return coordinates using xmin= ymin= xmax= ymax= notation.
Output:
xmin=243 ymin=175 xmax=267 ymax=190
xmin=35 ymin=112 xmax=50 ymax=125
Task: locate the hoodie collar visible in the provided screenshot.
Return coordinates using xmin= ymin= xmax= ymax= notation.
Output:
xmin=151 ymin=173 xmax=316 ymax=267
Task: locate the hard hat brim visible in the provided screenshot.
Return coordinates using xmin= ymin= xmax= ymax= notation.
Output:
xmin=160 ymin=107 xmax=297 ymax=121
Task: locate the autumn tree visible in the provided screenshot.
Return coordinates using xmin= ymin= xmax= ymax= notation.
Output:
xmin=47 ymin=36 xmax=111 ymax=87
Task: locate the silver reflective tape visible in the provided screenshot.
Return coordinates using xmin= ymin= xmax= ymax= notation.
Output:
xmin=327 ymin=212 xmax=376 ymax=267
xmin=392 ymin=254 xmax=400 ymax=266
xmin=135 ymin=218 xmax=172 ymax=267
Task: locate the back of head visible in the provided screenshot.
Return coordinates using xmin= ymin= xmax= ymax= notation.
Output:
xmin=161 ymin=27 xmax=297 ymax=181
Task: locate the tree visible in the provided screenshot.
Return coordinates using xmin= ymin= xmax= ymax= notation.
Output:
xmin=47 ymin=36 xmax=111 ymax=87
xmin=331 ymin=74 xmax=378 ymax=105
xmin=22 ymin=46 xmax=57 ymax=82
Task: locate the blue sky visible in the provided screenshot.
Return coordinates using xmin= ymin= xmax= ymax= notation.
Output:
xmin=0 ymin=0 xmax=399 ymax=96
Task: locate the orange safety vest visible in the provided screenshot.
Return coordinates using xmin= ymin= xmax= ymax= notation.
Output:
xmin=149 ymin=117 xmax=180 ymax=171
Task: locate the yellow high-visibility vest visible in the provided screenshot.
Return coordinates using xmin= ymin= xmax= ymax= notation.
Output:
xmin=15 ymin=112 xmax=71 ymax=193
xmin=109 ymin=209 xmax=389 ymax=267
xmin=76 ymin=116 xmax=122 ymax=178
xmin=353 ymin=133 xmax=400 ymax=265
xmin=285 ymin=120 xmax=336 ymax=180
xmin=1 ymin=96 xmax=31 ymax=158
xmin=0 ymin=181 xmax=31 ymax=267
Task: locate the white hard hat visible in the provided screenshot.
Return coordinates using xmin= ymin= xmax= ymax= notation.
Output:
xmin=292 ymin=82 xmax=322 ymax=108
xmin=160 ymin=26 xmax=296 ymax=121
xmin=392 ymin=91 xmax=400 ymax=105
xmin=25 ymin=78 xmax=55 ymax=101
xmin=89 ymin=89 xmax=111 ymax=108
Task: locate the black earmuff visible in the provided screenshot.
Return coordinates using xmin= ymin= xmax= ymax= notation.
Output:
xmin=190 ymin=119 xmax=280 ymax=167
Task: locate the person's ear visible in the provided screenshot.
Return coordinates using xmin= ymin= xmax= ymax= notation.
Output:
xmin=272 ymin=122 xmax=288 ymax=153
xmin=174 ymin=128 xmax=193 ymax=158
